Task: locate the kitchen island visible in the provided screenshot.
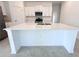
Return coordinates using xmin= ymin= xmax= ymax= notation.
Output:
xmin=4 ymin=23 xmax=79 ymax=54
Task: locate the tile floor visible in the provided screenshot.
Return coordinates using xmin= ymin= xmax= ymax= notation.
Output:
xmin=0 ymin=38 xmax=79 ymax=57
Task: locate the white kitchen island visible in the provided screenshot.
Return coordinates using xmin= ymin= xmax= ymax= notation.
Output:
xmin=4 ymin=23 xmax=79 ymax=54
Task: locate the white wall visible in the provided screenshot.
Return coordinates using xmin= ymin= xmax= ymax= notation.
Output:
xmin=8 ymin=1 xmax=25 ymax=23
xmin=60 ymin=2 xmax=79 ymax=27
xmin=3 ymin=1 xmax=11 ymax=20
xmin=0 ymin=1 xmax=11 ymax=21
xmin=0 ymin=1 xmax=6 ymax=15
xmin=60 ymin=2 xmax=79 ymax=39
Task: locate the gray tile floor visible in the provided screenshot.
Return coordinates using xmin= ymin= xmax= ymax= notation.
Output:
xmin=0 ymin=38 xmax=79 ymax=57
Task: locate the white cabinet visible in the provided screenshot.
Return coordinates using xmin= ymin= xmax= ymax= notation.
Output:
xmin=42 ymin=6 xmax=52 ymax=16
xmin=25 ymin=7 xmax=35 ymax=16
xmin=24 ymin=2 xmax=52 ymax=17
xmin=25 ymin=6 xmax=52 ymax=16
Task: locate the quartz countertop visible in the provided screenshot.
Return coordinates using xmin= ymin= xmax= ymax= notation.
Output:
xmin=4 ymin=23 xmax=79 ymax=30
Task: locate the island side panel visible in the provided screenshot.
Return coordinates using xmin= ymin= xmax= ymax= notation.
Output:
xmin=6 ymin=30 xmax=17 ymax=54
xmin=12 ymin=30 xmax=21 ymax=53
xmin=63 ymin=30 xmax=78 ymax=53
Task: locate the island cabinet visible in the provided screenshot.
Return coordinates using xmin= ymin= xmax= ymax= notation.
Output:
xmin=4 ymin=23 xmax=79 ymax=54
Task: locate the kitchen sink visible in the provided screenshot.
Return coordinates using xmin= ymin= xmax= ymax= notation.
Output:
xmin=37 ymin=23 xmax=51 ymax=25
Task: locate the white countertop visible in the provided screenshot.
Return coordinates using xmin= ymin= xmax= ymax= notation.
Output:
xmin=5 ymin=22 xmax=18 ymax=27
xmin=4 ymin=23 xmax=79 ymax=30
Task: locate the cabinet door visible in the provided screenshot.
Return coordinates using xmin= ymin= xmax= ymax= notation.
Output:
xmin=43 ymin=7 xmax=52 ymax=16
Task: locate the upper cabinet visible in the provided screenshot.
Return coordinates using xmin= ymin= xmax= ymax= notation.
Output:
xmin=24 ymin=1 xmax=52 ymax=16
